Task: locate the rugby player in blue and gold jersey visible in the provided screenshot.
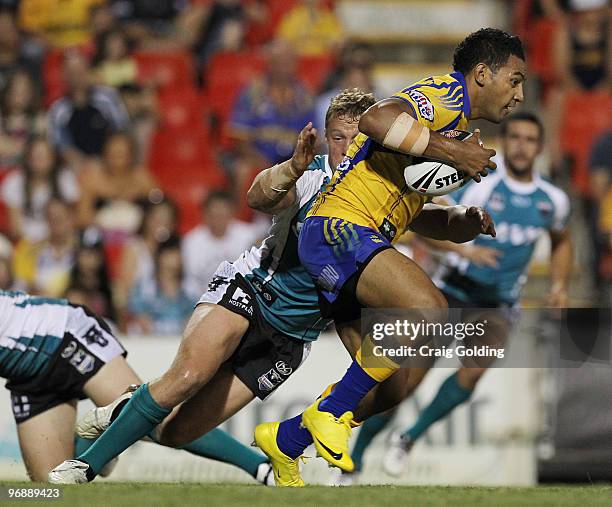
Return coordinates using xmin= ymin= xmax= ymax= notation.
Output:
xmin=265 ymin=28 xmax=527 ymax=475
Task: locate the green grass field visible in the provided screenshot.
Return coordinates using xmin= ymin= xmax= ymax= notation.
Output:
xmin=2 ymin=482 xmax=612 ymax=507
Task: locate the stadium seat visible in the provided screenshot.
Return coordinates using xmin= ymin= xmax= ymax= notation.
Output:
xmin=560 ymin=90 xmax=612 ymax=195
xmin=134 ymin=51 xmax=195 ymax=90
xmin=298 ymin=53 xmax=336 ymax=93
xmin=204 ymin=50 xmax=266 ymax=146
xmin=156 ymin=88 xmax=208 ymax=134
xmin=157 ymin=162 xmax=227 ymax=234
xmin=527 ymin=18 xmax=559 ymax=93
xmin=43 ymin=48 xmax=67 ymax=106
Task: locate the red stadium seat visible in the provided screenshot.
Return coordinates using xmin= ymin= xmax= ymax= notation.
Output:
xmin=150 ymin=130 xmax=211 ymax=171
xmin=156 ymin=88 xmax=208 ymax=133
xmin=157 ymin=161 xmax=227 ymax=234
xmin=204 ymin=50 xmax=266 ymax=146
xmin=298 ymin=53 xmax=336 ymax=93
xmin=527 ymin=18 xmax=559 ymax=92
xmin=560 ymin=90 xmax=612 ymax=195
xmin=134 ymin=51 xmax=195 ymax=90
xmin=43 ymin=48 xmax=67 ymax=106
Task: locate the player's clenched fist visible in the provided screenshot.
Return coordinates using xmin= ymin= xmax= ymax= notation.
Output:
xmin=454 ymin=129 xmax=497 ymax=182
xmin=464 ymin=206 xmax=496 ymax=238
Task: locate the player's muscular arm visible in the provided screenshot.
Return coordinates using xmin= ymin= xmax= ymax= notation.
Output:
xmin=247 ymin=123 xmax=317 ymax=214
xmin=359 ymin=98 xmax=497 ymax=182
xmin=548 ymin=228 xmax=573 ymax=307
xmin=409 ymin=203 xmax=496 ymax=243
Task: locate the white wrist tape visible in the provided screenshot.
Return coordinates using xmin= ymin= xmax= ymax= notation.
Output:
xmin=260 ymin=162 xmax=300 ymax=199
xmin=382 ymin=112 xmax=430 ymax=155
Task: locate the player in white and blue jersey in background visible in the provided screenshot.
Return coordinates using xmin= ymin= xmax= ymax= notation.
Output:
xmin=340 ymin=112 xmax=573 ymax=483
xmin=49 ymin=89 xmax=377 ymax=485
xmin=0 ymin=290 xmax=286 ymax=485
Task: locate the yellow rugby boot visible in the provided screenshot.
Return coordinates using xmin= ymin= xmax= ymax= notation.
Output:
xmin=301 ymin=399 xmax=354 ymax=472
xmin=253 ymin=422 xmax=305 ymax=487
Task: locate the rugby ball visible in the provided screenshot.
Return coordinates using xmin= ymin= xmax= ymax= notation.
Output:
xmin=404 ymin=130 xmax=474 ymax=197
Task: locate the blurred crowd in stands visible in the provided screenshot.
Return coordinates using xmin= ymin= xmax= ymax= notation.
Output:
xmin=0 ymin=0 xmax=608 ymax=334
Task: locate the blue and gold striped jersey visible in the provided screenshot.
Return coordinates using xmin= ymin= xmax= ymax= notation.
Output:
xmin=309 ymin=72 xmax=471 ymax=241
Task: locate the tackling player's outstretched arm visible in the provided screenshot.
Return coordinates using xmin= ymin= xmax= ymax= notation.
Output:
xmin=247 ymin=123 xmax=317 ymax=214
xmin=408 ymin=203 xmax=496 ymax=243
xmin=548 ymin=228 xmax=572 ymax=307
xmin=359 ymin=98 xmax=497 ymax=182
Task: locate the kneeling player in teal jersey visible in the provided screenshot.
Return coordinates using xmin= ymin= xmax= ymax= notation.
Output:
xmin=49 ymin=89 xmax=378 ymax=486
xmin=0 ymin=291 xmax=273 ymax=483
xmin=339 ymin=112 xmax=572 ymax=483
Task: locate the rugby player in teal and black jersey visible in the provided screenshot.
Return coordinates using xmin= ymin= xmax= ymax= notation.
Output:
xmin=49 ymin=89 xmax=377 ymax=486
xmin=0 ymin=291 xmax=278 ymax=484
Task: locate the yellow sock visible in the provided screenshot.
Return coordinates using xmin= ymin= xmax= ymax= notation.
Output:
xmin=356 ymin=335 xmax=399 ymax=382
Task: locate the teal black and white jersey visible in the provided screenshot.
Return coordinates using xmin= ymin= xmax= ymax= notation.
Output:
xmin=232 ymin=155 xmax=334 ymax=341
xmin=435 ymin=170 xmax=570 ymax=305
xmin=0 ymin=291 xmax=68 ymax=381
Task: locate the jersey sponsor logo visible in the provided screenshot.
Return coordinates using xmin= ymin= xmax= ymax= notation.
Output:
xmin=408 ymin=89 xmax=434 ymax=122
xmin=228 ymin=287 xmax=254 ymax=315
xmin=275 ymin=360 xmax=293 ymax=376
xmin=411 ymin=163 xmax=443 ymax=192
xmin=316 ymin=264 xmax=340 ymax=292
xmin=488 ymin=192 xmax=505 ymax=212
xmin=337 ymin=156 xmax=350 ymax=173
xmin=510 ymin=195 xmax=532 ymax=208
xmin=62 ymin=340 xmax=96 ymax=375
xmin=494 ymin=222 xmax=544 ymax=246
xmin=435 ymin=170 xmax=465 ymax=189
xmin=207 ymin=276 xmax=229 ymax=293
xmin=11 ymin=394 xmax=31 ymax=420
xmin=536 ymin=200 xmax=553 ymax=215
xmin=250 ymin=276 xmax=277 ymax=306
xmin=379 ymin=218 xmax=397 ymax=241
xmin=83 ymin=325 xmax=109 ymax=347
xmin=257 ymin=360 xmax=294 ymax=391
xmin=257 ymin=368 xmax=283 ymax=392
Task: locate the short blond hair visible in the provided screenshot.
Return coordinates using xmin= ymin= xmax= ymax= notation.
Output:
xmin=325 ymin=88 xmax=376 ymax=129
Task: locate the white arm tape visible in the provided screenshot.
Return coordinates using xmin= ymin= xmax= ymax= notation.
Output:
xmin=382 ymin=112 xmax=430 ymax=156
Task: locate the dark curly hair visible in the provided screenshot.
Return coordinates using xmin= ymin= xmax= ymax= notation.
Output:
xmin=453 ymin=28 xmax=525 ymax=75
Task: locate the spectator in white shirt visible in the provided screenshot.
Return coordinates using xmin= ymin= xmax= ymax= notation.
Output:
xmin=182 ymin=189 xmax=262 ymax=298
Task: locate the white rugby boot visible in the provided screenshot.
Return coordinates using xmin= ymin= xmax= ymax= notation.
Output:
xmin=76 ymin=385 xmax=139 ymax=439
xmin=255 ymin=462 xmax=276 ymax=486
xmin=48 ymin=459 xmax=93 ymax=484
xmin=382 ymin=431 xmax=414 ymax=477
